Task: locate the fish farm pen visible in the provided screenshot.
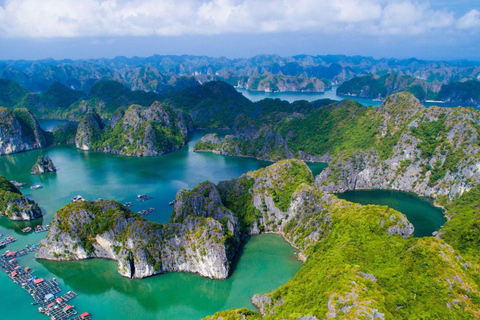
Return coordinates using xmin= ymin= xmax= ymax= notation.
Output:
xmin=0 ymin=245 xmax=92 ymax=320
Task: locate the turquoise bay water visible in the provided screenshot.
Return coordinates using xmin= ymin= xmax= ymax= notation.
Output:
xmin=0 ymin=122 xmax=446 ymax=319
xmin=36 ymin=119 xmax=75 ymax=132
xmin=237 ymin=86 xmax=382 ymax=106
xmin=336 ymin=189 xmax=446 ymax=237
xmin=236 ymin=86 xmax=464 ymax=109
xmin=0 ymin=132 xmax=302 ymax=320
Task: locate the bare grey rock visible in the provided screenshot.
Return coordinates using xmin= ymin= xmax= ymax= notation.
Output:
xmin=31 ymin=156 xmax=56 ymax=174
xmin=36 ymin=199 xmax=235 ymax=279
xmin=0 ymin=108 xmax=48 ymax=155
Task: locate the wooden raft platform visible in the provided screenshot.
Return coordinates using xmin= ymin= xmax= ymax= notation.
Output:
xmin=0 ymin=245 xmax=92 ymax=320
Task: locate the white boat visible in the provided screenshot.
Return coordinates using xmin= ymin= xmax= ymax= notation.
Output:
xmin=30 ymin=185 xmax=43 ymax=190
xmin=72 ymin=195 xmax=85 ymax=202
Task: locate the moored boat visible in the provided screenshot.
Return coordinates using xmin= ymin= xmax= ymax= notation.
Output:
xmin=72 ymin=195 xmax=85 ymax=202
xmin=10 ymin=180 xmax=26 ymax=188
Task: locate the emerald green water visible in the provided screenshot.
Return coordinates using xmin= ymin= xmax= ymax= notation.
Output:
xmin=336 ymin=189 xmax=446 ymax=237
xmin=0 ymin=125 xmax=446 ymax=319
xmin=0 ymin=131 xmax=302 ymax=320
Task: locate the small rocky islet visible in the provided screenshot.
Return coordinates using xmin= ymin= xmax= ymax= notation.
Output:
xmin=0 ymin=176 xmax=42 ymax=221
xmin=31 ymin=156 xmax=56 ymax=175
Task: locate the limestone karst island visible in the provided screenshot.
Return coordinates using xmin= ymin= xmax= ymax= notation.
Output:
xmin=1 ymin=1 xmax=480 ymax=320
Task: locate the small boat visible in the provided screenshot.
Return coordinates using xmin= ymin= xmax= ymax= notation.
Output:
xmin=169 ymin=201 xmax=175 ymax=206
xmin=72 ymin=195 xmax=85 ymax=202
xmin=21 ymin=227 xmax=32 ymax=233
xmin=10 ymin=181 xmax=26 ymax=188
xmin=137 ymin=194 xmax=153 ymax=202
xmin=30 ymin=185 xmax=42 ymax=190
xmin=124 ymin=202 xmax=133 ymax=207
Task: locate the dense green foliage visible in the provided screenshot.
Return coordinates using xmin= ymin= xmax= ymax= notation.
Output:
xmin=438 ymin=80 xmax=480 ymax=105
xmin=337 ymin=73 xmax=438 ymax=101
xmin=0 ymin=176 xmax=21 ymax=195
xmin=411 ymin=114 xmax=447 ymax=158
xmin=193 ymin=140 xmax=218 ymax=151
xmin=12 ymin=108 xmax=41 ymax=143
xmin=264 ymin=160 xmax=314 ymax=212
xmin=81 ymin=81 xmax=163 ymax=120
xmin=277 ymin=100 xmax=383 ymax=158
xmin=203 ymin=308 xmax=261 ymax=320
xmin=440 ymin=186 xmax=480 ymax=264
xmin=263 ymin=208 xmax=479 ymax=319
xmin=203 ymin=187 xmax=480 ymax=319
xmin=40 ymin=81 xmax=85 ymax=109
xmin=79 ymin=104 xmax=188 ymax=155
xmin=56 ymin=200 xmax=143 ymax=253
xmin=0 ymin=176 xmax=37 ymax=219
xmin=165 ymin=81 xmax=253 ymax=129
xmin=52 ymin=122 xmax=78 ymax=145
xmin=218 ymin=176 xmax=262 ymax=233
xmin=0 ymin=79 xmax=29 ymax=108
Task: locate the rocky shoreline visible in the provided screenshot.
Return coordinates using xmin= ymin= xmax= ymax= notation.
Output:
xmin=36 ymin=160 xmax=413 ymax=281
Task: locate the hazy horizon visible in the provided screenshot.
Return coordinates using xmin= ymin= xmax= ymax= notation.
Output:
xmin=0 ymin=1 xmax=479 ymax=61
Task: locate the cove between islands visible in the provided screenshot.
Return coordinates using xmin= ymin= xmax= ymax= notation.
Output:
xmin=0 ymin=130 xmax=445 ymax=320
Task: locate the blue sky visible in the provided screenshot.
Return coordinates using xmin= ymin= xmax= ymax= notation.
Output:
xmin=0 ymin=0 xmax=479 ymax=61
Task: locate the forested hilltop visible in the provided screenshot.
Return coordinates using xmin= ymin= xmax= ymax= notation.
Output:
xmin=1 ymin=54 xmax=479 ymax=94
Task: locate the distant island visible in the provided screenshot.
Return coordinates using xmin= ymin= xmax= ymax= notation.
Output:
xmin=337 ymin=73 xmax=480 ymax=105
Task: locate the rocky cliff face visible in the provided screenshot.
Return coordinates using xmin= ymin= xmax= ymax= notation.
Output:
xmin=194 ymin=128 xmax=300 ymax=162
xmin=0 ymin=107 xmax=48 ymax=155
xmin=31 ymin=156 xmax=56 ymax=174
xmin=217 ymin=160 xmax=413 ymax=258
xmin=236 ymin=73 xmax=331 ymax=93
xmin=36 ymin=199 xmax=237 ymax=279
xmin=193 ymin=133 xmax=222 ymax=151
xmin=336 ymin=73 xmax=442 ymax=101
xmin=36 ymin=160 xmax=413 ymax=280
xmin=74 ymin=102 xmax=192 ymax=156
xmin=0 ymin=176 xmax=42 ymax=221
xmin=197 ymin=92 xmax=480 ymax=202
xmin=316 ymin=93 xmax=480 ymax=201
xmin=75 ymin=109 xmax=104 ymax=150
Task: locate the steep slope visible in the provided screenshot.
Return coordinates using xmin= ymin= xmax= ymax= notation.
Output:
xmin=337 ymin=73 xmax=441 ymax=101
xmin=74 ymin=109 xmax=105 ymax=151
xmin=0 ymin=107 xmax=49 ymax=155
xmin=196 ymin=92 xmax=480 ymax=201
xmin=0 ymin=79 xmax=30 ymax=108
xmin=31 ymin=156 xmax=56 ymax=175
xmin=316 ymin=93 xmax=480 ymax=200
xmin=165 ymin=81 xmax=253 ymax=129
xmin=74 ymin=102 xmax=192 ymax=156
xmin=0 ymin=176 xmax=42 ymax=221
xmin=235 ymin=72 xmax=331 ymax=92
xmin=36 ymin=197 xmax=239 ymax=279
xmin=37 ymin=160 xmax=412 ymax=279
xmin=39 ymin=81 xmax=86 ymax=110
xmin=437 ymin=80 xmax=480 ymax=106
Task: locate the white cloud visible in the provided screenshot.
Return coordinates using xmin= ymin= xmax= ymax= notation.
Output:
xmin=458 ymin=9 xmax=480 ymax=29
xmin=0 ymin=0 xmax=477 ymax=38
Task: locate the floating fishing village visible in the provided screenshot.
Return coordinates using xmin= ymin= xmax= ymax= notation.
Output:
xmin=0 ymin=190 xmax=163 ymax=319
xmin=0 ymin=244 xmax=92 ymax=320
